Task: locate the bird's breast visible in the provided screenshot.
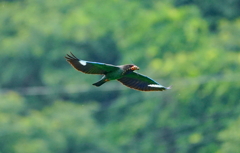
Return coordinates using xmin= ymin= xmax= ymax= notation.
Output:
xmin=105 ymin=69 xmax=123 ymax=80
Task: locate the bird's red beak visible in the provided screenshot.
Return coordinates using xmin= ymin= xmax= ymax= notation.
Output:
xmin=130 ymin=65 xmax=139 ymax=70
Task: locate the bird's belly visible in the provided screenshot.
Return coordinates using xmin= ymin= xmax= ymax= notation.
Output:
xmin=105 ymin=71 xmax=122 ymax=80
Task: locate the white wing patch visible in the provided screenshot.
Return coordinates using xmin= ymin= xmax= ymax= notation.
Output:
xmin=148 ymin=84 xmax=164 ymax=88
xmin=79 ymin=60 xmax=87 ymax=66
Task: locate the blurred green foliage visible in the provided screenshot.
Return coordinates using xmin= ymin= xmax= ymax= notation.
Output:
xmin=0 ymin=0 xmax=240 ymax=152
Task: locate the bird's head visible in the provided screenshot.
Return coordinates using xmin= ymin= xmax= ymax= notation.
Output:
xmin=124 ymin=64 xmax=140 ymax=71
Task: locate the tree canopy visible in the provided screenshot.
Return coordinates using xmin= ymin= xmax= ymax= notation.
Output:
xmin=0 ymin=0 xmax=240 ymax=152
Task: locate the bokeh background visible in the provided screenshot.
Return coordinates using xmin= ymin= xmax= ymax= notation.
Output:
xmin=1 ymin=0 xmax=240 ymax=153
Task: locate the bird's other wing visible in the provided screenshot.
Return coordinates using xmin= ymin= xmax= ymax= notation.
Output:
xmin=65 ymin=52 xmax=119 ymax=74
xmin=117 ymin=72 xmax=171 ymax=91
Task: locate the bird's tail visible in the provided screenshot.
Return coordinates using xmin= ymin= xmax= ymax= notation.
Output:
xmin=92 ymin=79 xmax=107 ymax=87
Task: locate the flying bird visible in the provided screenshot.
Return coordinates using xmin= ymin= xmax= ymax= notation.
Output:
xmin=65 ymin=52 xmax=171 ymax=91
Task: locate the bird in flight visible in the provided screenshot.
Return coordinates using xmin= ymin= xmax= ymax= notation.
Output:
xmin=65 ymin=52 xmax=171 ymax=91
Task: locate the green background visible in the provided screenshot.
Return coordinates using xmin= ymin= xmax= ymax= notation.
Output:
xmin=0 ymin=0 xmax=240 ymax=152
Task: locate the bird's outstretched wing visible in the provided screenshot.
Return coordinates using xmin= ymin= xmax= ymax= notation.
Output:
xmin=65 ymin=52 xmax=119 ymax=74
xmin=118 ymin=72 xmax=171 ymax=91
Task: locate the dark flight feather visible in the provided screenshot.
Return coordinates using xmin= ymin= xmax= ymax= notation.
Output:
xmin=65 ymin=52 xmax=119 ymax=74
xmin=118 ymin=72 xmax=170 ymax=91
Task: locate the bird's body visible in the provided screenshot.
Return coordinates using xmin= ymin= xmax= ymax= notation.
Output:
xmin=65 ymin=52 xmax=171 ymax=91
xmin=104 ymin=68 xmax=124 ymax=80
xmin=93 ymin=65 xmax=136 ymax=86
xmin=92 ymin=70 xmax=123 ymax=87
